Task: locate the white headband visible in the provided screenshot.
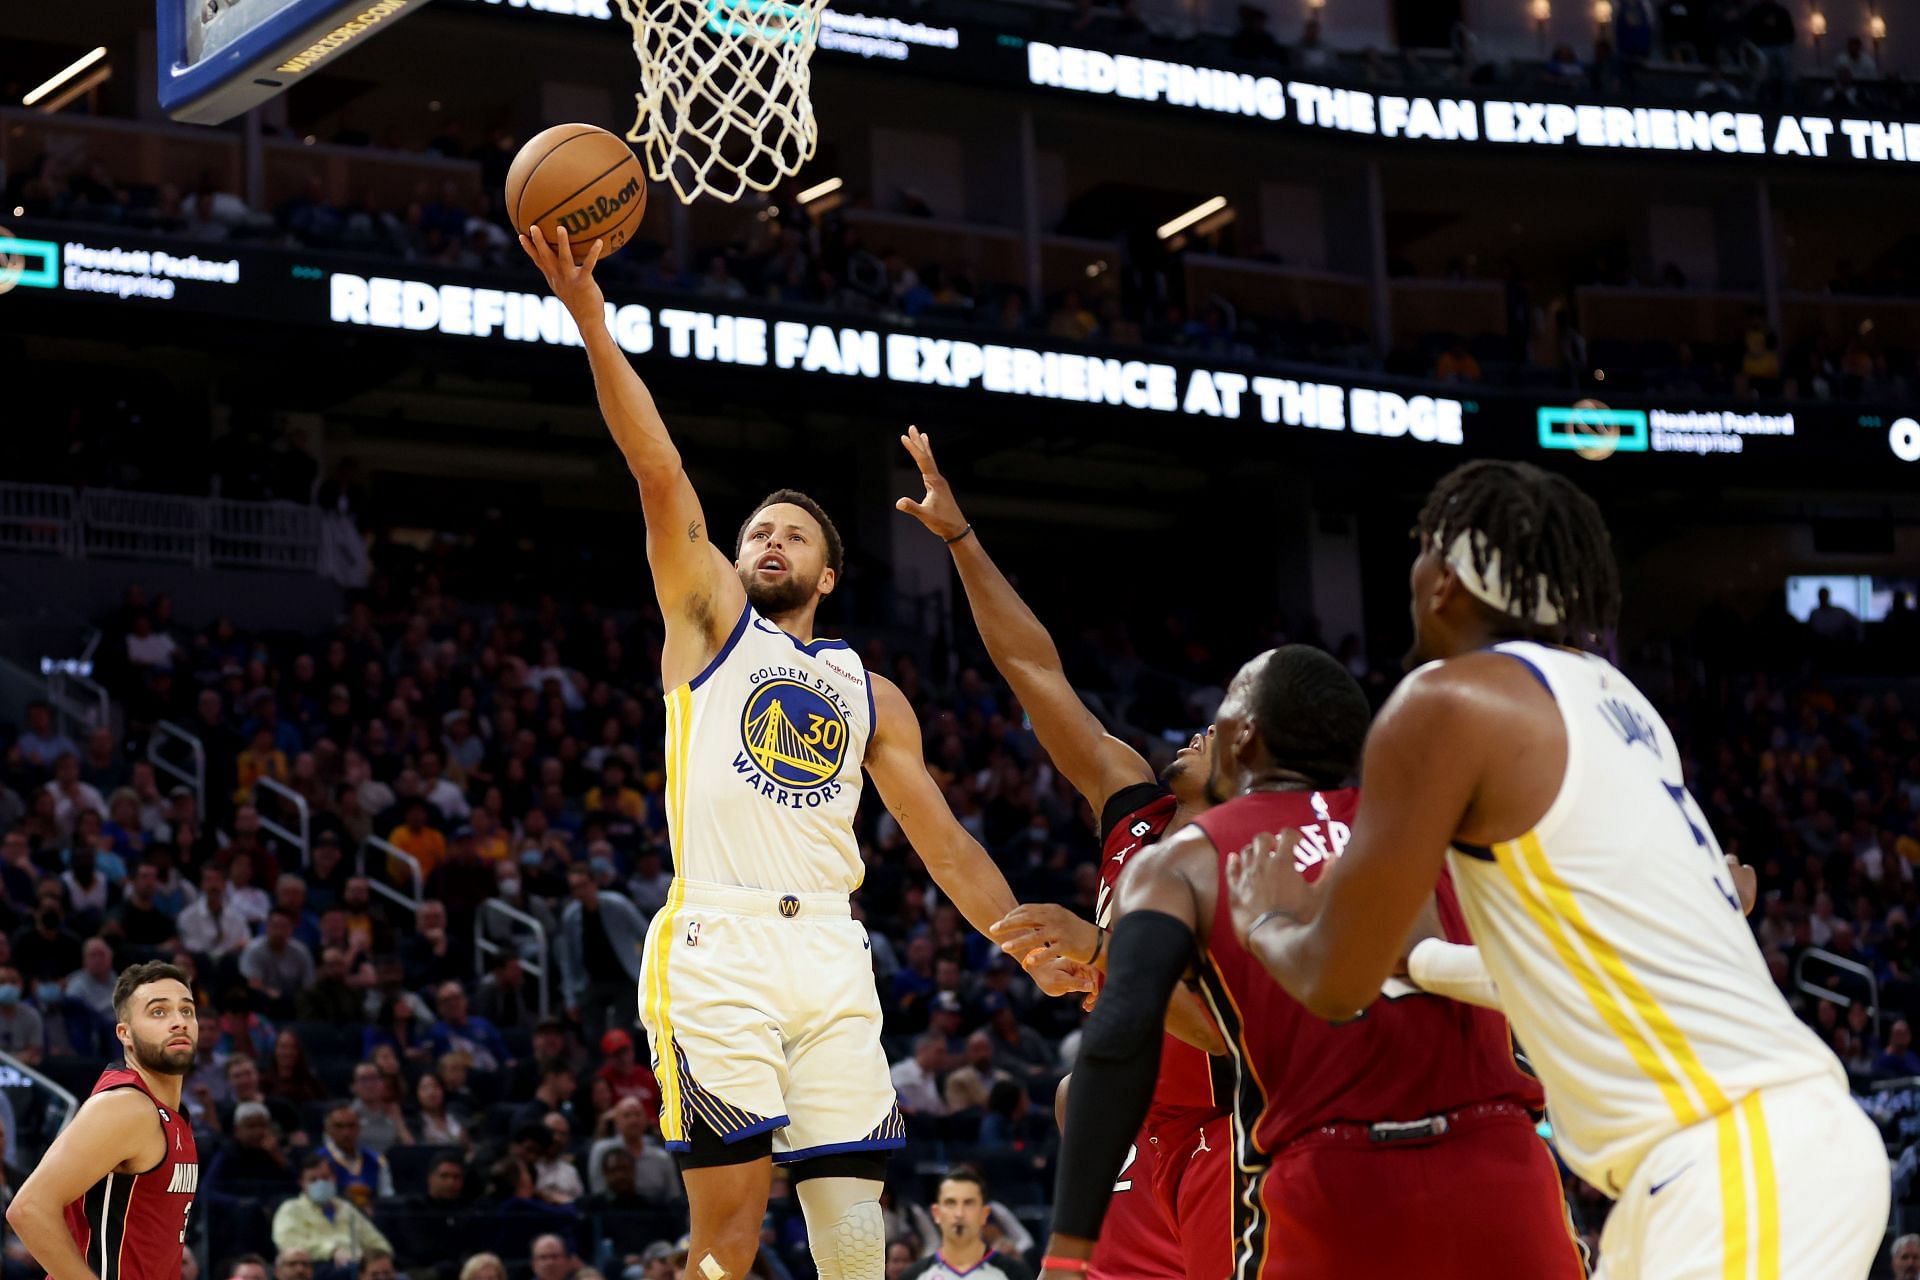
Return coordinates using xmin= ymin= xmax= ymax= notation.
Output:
xmin=1445 ymin=530 xmax=1564 ymax=627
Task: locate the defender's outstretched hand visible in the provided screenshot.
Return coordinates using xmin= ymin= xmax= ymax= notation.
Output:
xmin=895 ymin=426 xmax=971 ymax=541
xmin=519 ymin=222 xmax=606 ymax=323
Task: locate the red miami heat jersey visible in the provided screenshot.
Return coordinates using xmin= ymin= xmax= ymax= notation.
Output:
xmin=61 ymin=1069 xmax=198 ymax=1280
xmin=1089 ymin=784 xmax=1226 ymax=1280
xmin=1191 ymin=789 xmax=1543 ymax=1153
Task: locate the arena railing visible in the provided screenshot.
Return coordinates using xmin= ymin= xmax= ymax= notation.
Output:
xmin=1795 ymin=946 xmax=1880 ymax=1038
xmin=0 ymin=1050 xmax=81 ymax=1160
xmin=0 ymin=483 xmax=327 ymax=575
xmin=149 ymin=720 xmax=208 ymax=820
xmin=46 ymin=668 xmax=112 ymax=742
xmin=251 ymin=777 xmax=312 ymax=869
xmin=0 ymin=485 xmax=79 ymax=558
xmin=359 ymin=835 xmax=424 ymax=918
xmin=475 ymin=899 xmax=552 ymax=1020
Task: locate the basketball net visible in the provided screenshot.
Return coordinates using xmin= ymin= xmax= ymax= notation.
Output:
xmin=616 ymin=0 xmax=828 ymax=203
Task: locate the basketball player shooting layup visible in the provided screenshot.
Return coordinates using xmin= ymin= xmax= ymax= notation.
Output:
xmin=1223 ymin=461 xmax=1888 ymax=1278
xmin=6 ymin=961 xmax=200 ymax=1280
xmin=521 ymin=226 xmax=1079 ymax=1280
xmin=893 ymin=427 xmax=1231 ymax=1280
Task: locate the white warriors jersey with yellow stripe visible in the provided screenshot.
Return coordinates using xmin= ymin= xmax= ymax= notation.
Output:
xmin=663 ymin=602 xmax=874 ymax=895
xmin=1443 ymin=641 xmax=1842 ymax=1196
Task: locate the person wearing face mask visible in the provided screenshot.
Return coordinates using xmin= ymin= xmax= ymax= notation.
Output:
xmin=557 ymin=862 xmax=645 ymax=1047
xmin=270 ymin=1154 xmax=391 ymax=1265
xmin=0 ymin=969 xmax=43 ymax=1065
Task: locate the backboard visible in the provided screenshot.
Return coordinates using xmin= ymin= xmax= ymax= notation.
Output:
xmin=157 ymin=0 xmax=435 ymax=125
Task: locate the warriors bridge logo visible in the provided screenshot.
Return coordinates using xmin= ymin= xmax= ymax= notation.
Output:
xmin=739 ymin=679 xmax=848 ymax=792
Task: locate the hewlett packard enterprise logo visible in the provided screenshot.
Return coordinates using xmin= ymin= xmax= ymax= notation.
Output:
xmin=0 ymin=233 xmax=59 ymax=295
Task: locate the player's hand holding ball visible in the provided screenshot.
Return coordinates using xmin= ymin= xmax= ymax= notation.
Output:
xmin=519 ymin=222 xmax=606 ymax=327
xmin=895 ymin=427 xmax=971 ymax=541
xmin=1225 ymin=830 xmax=1321 ymax=948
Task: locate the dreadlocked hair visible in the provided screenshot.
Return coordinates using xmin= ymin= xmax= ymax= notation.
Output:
xmin=1416 ymin=460 xmax=1621 ymax=644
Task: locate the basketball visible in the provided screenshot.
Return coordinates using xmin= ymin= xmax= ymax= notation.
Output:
xmin=505 ymin=123 xmax=648 ymax=262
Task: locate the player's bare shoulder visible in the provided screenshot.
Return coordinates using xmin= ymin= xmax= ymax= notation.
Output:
xmin=1379 ymin=651 xmax=1552 ymax=741
xmin=71 ymin=1086 xmax=169 ymax=1172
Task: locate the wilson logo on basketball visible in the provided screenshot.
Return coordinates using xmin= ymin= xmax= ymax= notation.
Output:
xmin=558 ymin=176 xmax=642 ymax=237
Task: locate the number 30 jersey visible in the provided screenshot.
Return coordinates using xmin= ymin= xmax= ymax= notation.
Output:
xmin=1442 ymin=641 xmax=1843 ymax=1195
xmin=665 ymin=602 xmax=875 ymax=895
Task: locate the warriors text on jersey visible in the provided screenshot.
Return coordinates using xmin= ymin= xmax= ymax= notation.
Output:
xmin=59 ymin=1069 xmax=198 ymax=1280
xmin=664 ymin=602 xmax=875 ymax=894
xmin=1441 ymin=642 xmax=1845 ymax=1195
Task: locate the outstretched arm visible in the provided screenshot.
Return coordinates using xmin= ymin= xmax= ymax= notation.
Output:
xmin=1040 ymin=832 xmax=1209 ymax=1277
xmin=865 ymin=675 xmax=1083 ymax=998
xmin=896 ymin=429 xmax=1153 ymax=810
xmin=521 ymin=226 xmax=742 ymax=674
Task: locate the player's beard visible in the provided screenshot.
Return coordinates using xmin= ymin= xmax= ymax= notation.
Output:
xmin=742 ymin=567 xmax=815 ymax=618
xmin=127 ymin=1028 xmax=196 ymax=1076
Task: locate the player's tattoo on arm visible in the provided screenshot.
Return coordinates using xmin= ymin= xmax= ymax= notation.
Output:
xmin=687 ymin=520 xmax=702 ymax=543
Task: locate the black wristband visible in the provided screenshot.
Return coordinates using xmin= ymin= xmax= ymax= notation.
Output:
xmin=944 ymin=523 xmax=975 ymax=545
xmin=1052 ymin=911 xmax=1195 ymax=1240
xmin=1089 ymin=928 xmax=1107 ymax=966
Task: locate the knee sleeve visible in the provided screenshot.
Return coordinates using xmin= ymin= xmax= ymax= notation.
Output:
xmin=796 ymin=1176 xmax=885 ymax=1280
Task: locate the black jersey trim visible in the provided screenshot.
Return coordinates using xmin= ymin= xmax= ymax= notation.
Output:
xmin=1099 ymin=782 xmax=1170 ymax=844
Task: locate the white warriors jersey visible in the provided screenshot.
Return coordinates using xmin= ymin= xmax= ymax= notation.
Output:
xmin=663 ymin=602 xmax=874 ymax=895
xmin=1443 ymin=641 xmax=1843 ymax=1196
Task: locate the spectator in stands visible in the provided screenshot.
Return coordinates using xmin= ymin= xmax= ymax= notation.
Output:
xmin=594 ymin=1030 xmax=660 ymax=1117
xmin=217 ymin=1055 xmax=305 ymax=1141
xmin=401 ymin=900 xmax=462 ymax=991
xmin=473 ymin=950 xmax=536 ymax=1032
xmin=271 ymin=1245 xmax=312 ymax=1280
xmin=1745 ymin=0 xmax=1795 ymax=100
xmin=240 ymin=908 xmax=314 ymax=1020
xmin=126 ymin=614 xmax=179 ymax=672
xmin=112 ymin=861 xmax=178 ymax=957
xmin=1891 ymin=1235 xmax=1920 ymax=1280
xmin=56 ymin=936 xmax=116 ymax=1054
xmin=46 ymin=755 xmax=107 ymax=839
xmin=15 ymin=705 xmax=76 ymax=770
xmin=976 ymin=1080 xmax=1039 ymax=1150
xmin=532 ymin=1114 xmax=585 ymax=1204
xmin=558 ymin=864 xmax=645 ymax=1045
xmin=273 ymin=1152 xmax=392 ymax=1265
xmin=430 ymin=979 xmax=508 ymax=1072
xmin=60 ymin=844 xmax=113 ymax=935
xmin=388 ymin=801 xmax=447 ymax=886
xmin=272 ymin=876 xmax=321 ymax=951
xmin=943 ymin=1030 xmax=1009 ymax=1116
xmin=1228 ymin=3 xmax=1285 ymax=62
xmin=891 ymin=1034 xmax=947 ymax=1118
xmin=459 ymin=1255 xmax=508 ymax=1280
xmin=1434 ymin=339 xmax=1483 ymax=384
xmin=1542 ymin=44 xmax=1585 ymax=87
xmin=349 ymin=1062 xmax=415 ymax=1155
xmin=226 ymin=1254 xmax=270 ymax=1280
xmin=531 ymin=1234 xmax=580 ymax=1280
xmin=1809 ymin=587 xmax=1862 ymax=644
xmin=12 ymin=898 xmax=81 ymax=992
xmin=411 ymin=1071 xmax=467 ymax=1147
xmin=512 ymin=1060 xmax=579 ymax=1134
xmin=264 ymin=1029 xmax=328 ymax=1105
xmin=927 ymin=991 xmax=968 ymax=1058
xmin=360 ymin=1252 xmax=398 ymax=1280
xmin=1835 ymin=35 xmax=1879 ymax=79
xmin=981 ymin=995 xmax=1050 ymax=1083
xmin=1874 ymin=1019 xmax=1920 ymax=1079
xmin=180 ymin=866 xmax=252 ymax=958
xmin=80 ymin=730 xmax=129 ymax=796
xmin=206 ymin=1101 xmax=299 ymax=1198
xmin=226 ymin=852 xmax=271 ymax=930
xmin=235 ymin=728 xmax=291 ymax=806
xmin=585 ymin=1098 xmax=679 ymax=1202
xmin=0 ymin=970 xmax=42 ymax=1064
xmin=321 ymin=1105 xmax=394 ymax=1206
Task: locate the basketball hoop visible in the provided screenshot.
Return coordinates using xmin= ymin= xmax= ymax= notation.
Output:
xmin=616 ymin=0 xmax=828 ymax=203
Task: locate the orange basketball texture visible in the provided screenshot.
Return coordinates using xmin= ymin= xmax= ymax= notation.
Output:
xmin=506 ymin=124 xmax=648 ymax=263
